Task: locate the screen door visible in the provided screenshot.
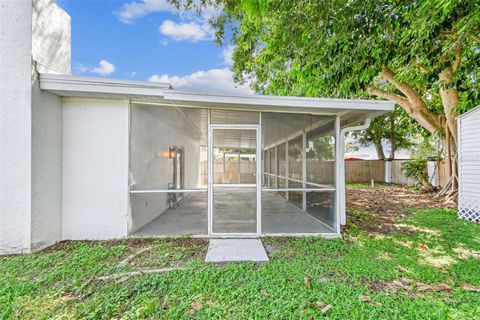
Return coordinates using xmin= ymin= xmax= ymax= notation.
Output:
xmin=209 ymin=125 xmax=260 ymax=235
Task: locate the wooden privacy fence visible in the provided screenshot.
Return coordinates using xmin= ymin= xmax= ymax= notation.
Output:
xmin=390 ymin=160 xmax=416 ymax=185
xmin=345 ymin=159 xmax=448 ymax=186
xmin=345 ymin=160 xmax=384 ymax=183
xmin=200 ymin=159 xmax=448 ymax=186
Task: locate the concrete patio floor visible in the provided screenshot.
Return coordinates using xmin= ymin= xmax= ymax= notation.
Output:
xmin=133 ymin=188 xmax=335 ymax=236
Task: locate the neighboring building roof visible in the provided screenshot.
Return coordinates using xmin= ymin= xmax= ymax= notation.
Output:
xmin=344 ymin=150 xmax=372 ymax=160
xmin=40 ymin=73 xmax=394 ymax=127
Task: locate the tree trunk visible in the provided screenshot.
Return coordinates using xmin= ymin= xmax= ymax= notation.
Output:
xmin=439 ymin=65 xmax=459 ymax=148
xmin=390 ymin=142 xmax=396 ymax=159
xmin=374 ymin=141 xmax=385 ymax=160
xmin=389 ymin=113 xmax=396 ymax=159
xmin=366 ymin=65 xmax=460 ymax=202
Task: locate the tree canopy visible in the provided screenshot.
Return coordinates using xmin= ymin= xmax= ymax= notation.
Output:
xmin=172 ymin=0 xmax=479 ymax=194
xmin=193 ymin=0 xmax=479 ymax=147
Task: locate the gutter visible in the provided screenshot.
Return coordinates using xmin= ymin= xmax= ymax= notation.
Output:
xmin=339 ymin=118 xmax=372 ymax=225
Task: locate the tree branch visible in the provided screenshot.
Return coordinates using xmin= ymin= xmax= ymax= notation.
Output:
xmin=366 ymin=86 xmax=410 ymax=109
xmin=378 ymin=67 xmax=439 ymax=134
xmin=439 ymin=65 xmax=459 ymax=146
xmin=452 ymin=47 xmax=462 ymax=73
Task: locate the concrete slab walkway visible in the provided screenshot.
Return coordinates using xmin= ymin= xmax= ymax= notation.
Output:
xmin=205 ymin=239 xmax=269 ymax=263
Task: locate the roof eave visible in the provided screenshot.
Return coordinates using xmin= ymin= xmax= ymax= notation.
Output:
xmin=39 ymin=73 xmax=171 ymax=97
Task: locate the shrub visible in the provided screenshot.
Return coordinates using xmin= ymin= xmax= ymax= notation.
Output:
xmin=401 ymin=159 xmax=431 ymax=188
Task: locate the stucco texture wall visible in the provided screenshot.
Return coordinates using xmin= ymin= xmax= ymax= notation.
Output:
xmin=29 ymin=0 xmax=71 ymax=251
xmin=129 ymin=105 xmax=202 ymax=233
xmin=31 ymin=78 xmax=63 ymax=251
xmin=0 ymin=0 xmax=33 ymax=254
xmin=62 ymin=99 xmax=129 ymax=240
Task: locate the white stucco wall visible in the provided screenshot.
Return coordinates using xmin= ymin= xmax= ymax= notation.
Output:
xmin=129 ymin=105 xmax=201 ymax=233
xmin=62 ymin=99 xmax=129 ymax=240
xmin=0 ymin=1 xmax=33 ymax=254
xmin=29 ymin=0 xmax=70 ymax=251
xmin=31 ymin=78 xmax=63 ymax=251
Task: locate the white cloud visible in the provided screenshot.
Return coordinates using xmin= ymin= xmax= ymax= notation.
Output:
xmin=115 ymin=0 xmax=176 ymax=24
xmin=221 ymin=45 xmax=234 ymax=66
xmin=77 ymin=60 xmax=116 ymax=76
xmin=149 ymin=68 xmax=252 ymax=95
xmin=77 ymin=64 xmax=89 ymax=73
xmin=160 ymin=39 xmax=169 ymax=46
xmin=91 ymin=60 xmax=116 ymax=75
xmin=159 ymin=20 xmax=212 ymax=42
xmin=116 ymin=0 xmax=221 ymax=24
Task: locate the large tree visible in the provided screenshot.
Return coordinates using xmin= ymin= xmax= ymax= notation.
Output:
xmin=174 ymin=0 xmax=480 ymax=198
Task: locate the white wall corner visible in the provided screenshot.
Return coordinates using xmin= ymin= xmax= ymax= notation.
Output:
xmin=31 ymin=79 xmax=63 ymax=252
xmin=0 ymin=0 xmax=33 ymax=254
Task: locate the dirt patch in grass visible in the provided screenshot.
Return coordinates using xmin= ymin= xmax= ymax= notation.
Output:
xmin=368 ymin=277 xmax=453 ymax=298
xmin=40 ymin=238 xmax=157 ymax=253
xmin=345 ymin=186 xmax=455 ymax=234
xmin=119 ymin=238 xmax=209 ymax=269
xmin=42 ymin=238 xmax=209 ymax=253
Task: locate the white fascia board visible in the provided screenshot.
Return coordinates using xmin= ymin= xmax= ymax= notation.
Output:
xmin=40 ymin=73 xmax=171 ymax=97
xmin=163 ymin=90 xmax=395 ymax=112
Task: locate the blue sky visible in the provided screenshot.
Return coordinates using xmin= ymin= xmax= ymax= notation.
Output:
xmin=53 ymin=0 xmax=407 ymax=159
xmin=55 ymin=0 xmax=250 ymax=94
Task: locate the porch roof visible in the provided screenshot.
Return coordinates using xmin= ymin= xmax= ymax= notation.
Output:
xmin=40 ymin=73 xmax=394 ymax=126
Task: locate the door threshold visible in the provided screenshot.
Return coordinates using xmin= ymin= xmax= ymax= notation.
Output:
xmin=130 ymin=233 xmax=341 ymax=239
xmin=210 ymin=234 xmax=260 ymax=239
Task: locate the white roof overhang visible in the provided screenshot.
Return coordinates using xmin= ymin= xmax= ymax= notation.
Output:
xmin=40 ymin=73 xmax=394 ymax=127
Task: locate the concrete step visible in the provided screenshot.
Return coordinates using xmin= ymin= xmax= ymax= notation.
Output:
xmin=205 ymin=238 xmax=269 ymax=263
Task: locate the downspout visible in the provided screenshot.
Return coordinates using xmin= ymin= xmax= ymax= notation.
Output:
xmin=339 ymin=118 xmax=371 ymax=225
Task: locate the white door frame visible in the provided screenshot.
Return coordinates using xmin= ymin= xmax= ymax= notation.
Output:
xmin=208 ymin=124 xmax=261 ymax=237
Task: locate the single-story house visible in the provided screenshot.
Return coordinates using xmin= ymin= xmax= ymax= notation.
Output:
xmin=0 ymin=0 xmax=394 ymax=254
xmin=458 ymin=105 xmax=480 ymax=223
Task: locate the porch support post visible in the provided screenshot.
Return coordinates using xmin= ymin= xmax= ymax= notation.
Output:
xmin=257 ymin=113 xmax=261 ymax=234
xmin=339 ymin=117 xmax=371 ymax=227
xmin=207 ymin=110 xmax=212 ymax=235
xmin=335 ymin=116 xmax=343 ymax=233
xmin=285 ymin=139 xmax=289 ymax=201
xmin=302 ymin=130 xmax=307 ymax=212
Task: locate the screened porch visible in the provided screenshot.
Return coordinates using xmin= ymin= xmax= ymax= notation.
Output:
xmin=129 ymin=105 xmax=338 ymax=237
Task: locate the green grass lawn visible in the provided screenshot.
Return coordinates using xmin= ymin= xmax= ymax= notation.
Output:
xmin=1 ymin=209 xmax=480 ymax=319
